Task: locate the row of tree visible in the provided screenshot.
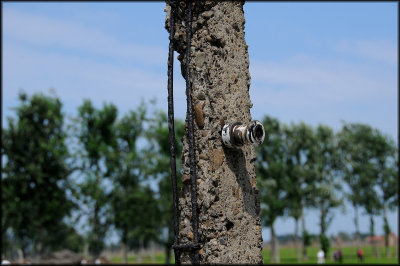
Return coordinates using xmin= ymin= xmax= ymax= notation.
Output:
xmin=256 ymin=117 xmax=398 ymax=262
xmin=2 ymin=92 xmax=183 ymax=263
xmin=2 ymin=92 xmax=398 ymax=263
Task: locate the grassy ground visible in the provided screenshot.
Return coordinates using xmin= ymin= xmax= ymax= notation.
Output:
xmin=109 ymin=245 xmax=398 ymax=264
xmin=262 ymin=245 xmax=398 ymax=264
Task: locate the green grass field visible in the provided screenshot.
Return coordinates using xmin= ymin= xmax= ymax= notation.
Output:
xmin=109 ymin=245 xmax=398 ymax=264
xmin=262 ymin=245 xmax=398 ymax=264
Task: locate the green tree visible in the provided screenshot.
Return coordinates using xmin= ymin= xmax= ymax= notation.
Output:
xmin=361 ymin=183 xmax=381 ymax=256
xmin=256 ymin=116 xmax=288 ymax=263
xmin=45 ymin=222 xmax=85 ymax=253
xmin=2 ymin=92 xmax=77 ymax=260
xmin=75 ymin=100 xmax=118 ymax=258
xmin=313 ymin=125 xmax=343 ymax=257
xmin=284 ymin=122 xmax=316 ymax=260
xmin=108 ymin=105 xmax=159 ymax=263
xmin=145 ymin=110 xmax=185 ymax=264
xmin=285 ymin=162 xmax=302 ymax=262
xmin=371 ymin=131 xmax=398 ymax=257
xmin=123 ymin=185 xmax=159 ymax=261
xmin=338 ymin=123 xmax=381 ymax=252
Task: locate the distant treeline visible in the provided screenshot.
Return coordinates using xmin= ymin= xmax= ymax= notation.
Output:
xmin=2 ymin=92 xmax=397 ymax=263
xmin=255 ymin=115 xmax=397 ymax=262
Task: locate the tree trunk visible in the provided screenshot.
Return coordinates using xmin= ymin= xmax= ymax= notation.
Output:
xmin=150 ymin=241 xmax=156 ymax=263
xmin=34 ymin=229 xmax=43 ymax=263
xmin=165 ymin=1 xmax=263 ymax=264
xmin=165 ymin=244 xmax=171 ymax=265
xmin=275 ymin=231 xmax=280 ymax=264
xmin=301 ymin=204 xmax=308 ymax=260
xmin=92 ymin=201 xmax=100 ymax=258
xmin=354 ymin=205 xmax=360 ymax=248
xmin=270 ymin=224 xmax=280 ymax=263
xmin=93 ymin=201 xmax=100 ymax=258
xmin=121 ymin=232 xmax=128 ymax=264
xmin=17 ymin=249 xmax=24 ymax=264
xmin=165 ymin=226 xmax=173 ymax=264
xmin=320 ymin=200 xmax=325 ymax=237
xmin=383 ymin=204 xmax=391 ymax=258
xmin=83 ymin=242 xmax=89 ymax=258
xmin=270 ymin=225 xmax=275 ymax=263
xmin=140 ymin=238 xmax=144 ymax=262
xmin=92 ymin=170 xmax=101 ymax=258
xmin=294 ymin=218 xmax=300 ymax=262
xmin=320 ymin=199 xmax=326 ymax=256
xmin=370 ymin=215 xmax=377 ymax=257
xmin=136 ymin=238 xmax=144 ymax=263
xmin=121 ymin=242 xmax=127 ymax=263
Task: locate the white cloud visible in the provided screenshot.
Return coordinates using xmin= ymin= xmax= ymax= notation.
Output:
xmin=2 ymin=6 xmax=191 ymax=120
xmin=3 ymin=39 xmax=189 ymax=122
xmin=334 ymin=39 xmax=398 ymax=65
xmin=3 ymin=7 xmax=397 ymax=141
xmin=2 ymin=8 xmax=168 ymax=66
xmin=3 ymin=41 xmax=167 ymax=114
xmin=251 ymin=55 xmax=395 ymax=103
xmin=249 ymin=52 xmax=397 ymax=140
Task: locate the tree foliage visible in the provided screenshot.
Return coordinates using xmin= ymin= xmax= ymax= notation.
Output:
xmin=313 ymin=125 xmax=343 ymax=255
xmin=145 ymin=110 xmax=185 ymax=264
xmin=256 ymin=116 xmax=288 ymax=228
xmin=2 ymin=92 xmax=397 ymax=261
xmin=284 ymin=121 xmax=316 ymax=259
xmin=2 ymin=92 xmax=77 ymax=258
xmin=75 ymin=99 xmax=118 ymax=257
xmin=337 ymin=122 xmax=397 ymax=255
xmin=256 ymin=116 xmax=293 ymax=263
xmin=108 ymin=103 xmax=159 ymax=261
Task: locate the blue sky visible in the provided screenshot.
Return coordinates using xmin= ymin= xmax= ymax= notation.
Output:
xmin=2 ymin=2 xmax=398 ymax=242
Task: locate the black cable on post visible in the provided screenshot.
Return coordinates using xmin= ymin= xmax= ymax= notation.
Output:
xmin=168 ymin=0 xmax=200 ymax=264
xmin=184 ymin=0 xmax=200 ymax=264
xmin=166 ymin=1 xmax=180 ymax=265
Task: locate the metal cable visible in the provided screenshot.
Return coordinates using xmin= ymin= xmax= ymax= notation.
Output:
xmin=168 ymin=0 xmax=200 ymax=264
xmin=166 ymin=1 xmax=180 ymax=264
xmin=172 ymin=242 xmax=200 ymax=250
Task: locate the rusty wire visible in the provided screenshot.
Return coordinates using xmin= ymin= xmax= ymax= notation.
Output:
xmin=167 ymin=0 xmax=200 ymax=264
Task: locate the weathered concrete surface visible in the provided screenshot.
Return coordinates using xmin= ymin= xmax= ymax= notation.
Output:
xmin=165 ymin=1 xmax=263 ymax=264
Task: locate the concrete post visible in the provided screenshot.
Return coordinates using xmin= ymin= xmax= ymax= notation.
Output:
xmin=165 ymin=1 xmax=263 ymax=263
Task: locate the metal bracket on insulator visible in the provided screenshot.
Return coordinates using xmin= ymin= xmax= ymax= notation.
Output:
xmin=222 ymin=120 xmax=265 ymax=148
